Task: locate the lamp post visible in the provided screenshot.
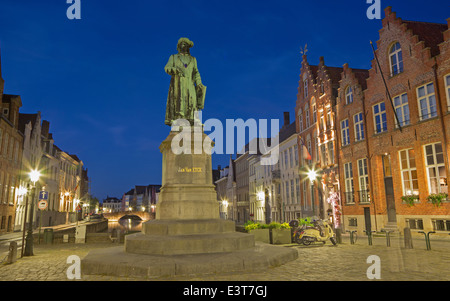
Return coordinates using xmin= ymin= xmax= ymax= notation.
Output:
xmin=23 ymin=170 xmax=40 ymax=257
xmin=307 ymin=169 xmax=317 ymax=217
xmin=19 ymin=186 xmax=29 ymax=258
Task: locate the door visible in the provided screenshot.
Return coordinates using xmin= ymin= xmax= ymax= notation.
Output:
xmin=364 ymin=207 xmax=371 ymax=232
xmin=383 ymin=155 xmax=397 ymax=222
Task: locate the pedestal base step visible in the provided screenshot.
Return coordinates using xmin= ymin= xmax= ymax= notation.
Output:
xmin=81 ymin=242 xmax=298 ymax=279
xmin=125 ymin=231 xmax=255 ymax=255
xmin=142 ymin=219 xmax=236 ymax=236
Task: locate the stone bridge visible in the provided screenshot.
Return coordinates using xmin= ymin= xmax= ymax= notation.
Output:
xmin=102 ymin=211 xmax=154 ymax=222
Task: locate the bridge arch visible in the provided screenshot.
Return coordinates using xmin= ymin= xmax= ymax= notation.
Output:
xmin=103 ymin=211 xmax=153 ymax=222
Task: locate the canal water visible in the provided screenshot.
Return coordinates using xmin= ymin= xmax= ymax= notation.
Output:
xmin=108 ymin=217 xmax=143 ymax=234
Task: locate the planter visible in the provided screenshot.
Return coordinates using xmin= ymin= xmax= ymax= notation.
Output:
xmin=271 ymin=228 xmax=292 ymax=244
xmin=249 ymin=229 xmax=270 ymax=243
xmin=401 ymin=195 xmax=419 ymax=207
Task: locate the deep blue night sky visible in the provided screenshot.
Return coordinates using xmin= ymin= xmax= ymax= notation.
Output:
xmin=0 ymin=0 xmax=448 ymax=199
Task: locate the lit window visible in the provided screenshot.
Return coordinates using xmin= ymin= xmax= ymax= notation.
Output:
xmin=417 ymin=82 xmax=437 ymax=120
xmin=357 ymin=158 xmax=370 ymax=203
xmin=399 ymin=149 xmax=418 ymax=196
xmin=393 ymin=93 xmax=410 ymax=127
xmin=389 ymin=42 xmax=403 ymax=76
xmin=424 ymin=143 xmax=447 ymax=194
xmin=344 ymin=162 xmax=354 ymax=204
xmin=373 ymin=102 xmax=387 ymax=134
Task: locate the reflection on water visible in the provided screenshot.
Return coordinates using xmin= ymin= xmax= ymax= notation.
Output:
xmin=108 ymin=218 xmax=143 ymax=234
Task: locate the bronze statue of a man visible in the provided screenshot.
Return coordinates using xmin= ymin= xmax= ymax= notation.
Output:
xmin=164 ymin=37 xmax=206 ymax=126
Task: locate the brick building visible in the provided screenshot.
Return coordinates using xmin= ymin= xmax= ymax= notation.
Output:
xmin=336 ymin=7 xmax=450 ymax=235
xmin=295 ymin=55 xmax=343 ymax=221
xmin=0 ymin=50 xmax=24 ymax=234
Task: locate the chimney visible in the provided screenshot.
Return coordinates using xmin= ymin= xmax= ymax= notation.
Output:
xmin=283 ymin=112 xmax=290 ymax=127
xmin=41 ymin=120 xmax=50 ymax=138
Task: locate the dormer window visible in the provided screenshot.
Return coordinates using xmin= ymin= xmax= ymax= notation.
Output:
xmin=389 ymin=42 xmax=403 ymax=76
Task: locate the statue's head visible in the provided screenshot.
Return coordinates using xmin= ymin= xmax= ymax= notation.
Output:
xmin=177 ymin=37 xmax=194 ymax=54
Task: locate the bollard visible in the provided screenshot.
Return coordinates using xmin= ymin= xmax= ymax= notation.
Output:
xmin=346 ymin=230 xmax=357 ymax=244
xmin=364 ymin=230 xmax=376 ymax=246
xmin=382 ymin=229 xmax=392 ymax=247
xmin=335 ymin=228 xmax=342 ymax=244
xmin=404 ymin=228 xmax=414 ymax=249
xmin=7 ymin=241 xmax=18 ymax=264
xmin=418 ymin=231 xmax=436 ymax=250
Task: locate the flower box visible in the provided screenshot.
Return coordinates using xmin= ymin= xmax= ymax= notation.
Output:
xmin=270 ymin=228 xmax=292 ymax=244
xmin=248 ymin=229 xmax=270 ymax=244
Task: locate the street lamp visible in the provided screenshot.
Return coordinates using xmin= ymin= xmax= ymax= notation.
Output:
xmin=24 ymin=169 xmax=41 ymax=256
xmin=19 ymin=186 xmax=28 ymax=258
xmin=307 ymin=168 xmax=318 ymax=218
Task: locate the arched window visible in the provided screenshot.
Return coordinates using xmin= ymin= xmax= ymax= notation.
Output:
xmin=345 ymin=86 xmax=353 ymax=104
xmin=389 ymin=42 xmax=403 ymax=76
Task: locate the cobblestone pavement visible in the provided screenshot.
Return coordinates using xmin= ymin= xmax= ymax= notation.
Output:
xmin=1 ymin=236 xmax=450 ymax=281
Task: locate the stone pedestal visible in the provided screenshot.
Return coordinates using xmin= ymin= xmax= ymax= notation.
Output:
xmin=156 ymin=129 xmax=218 ymax=220
xmin=82 ymin=129 xmax=298 ymax=278
xmin=125 ymin=129 xmax=253 ymax=255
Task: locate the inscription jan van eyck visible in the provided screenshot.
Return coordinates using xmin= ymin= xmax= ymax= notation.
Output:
xmin=177 ymin=167 xmax=202 ymax=173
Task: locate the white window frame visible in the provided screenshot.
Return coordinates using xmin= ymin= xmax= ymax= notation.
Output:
xmin=305 ymin=103 xmax=310 ymax=128
xmin=357 ymin=158 xmax=370 ymax=203
xmin=312 ymin=98 xmax=317 ymax=123
xmin=326 ymin=107 xmax=332 ymax=128
xmin=328 ymin=140 xmax=334 ymax=165
xmin=373 ymin=102 xmax=387 ymax=134
xmin=341 ymin=119 xmax=350 ymax=146
xmin=353 ymin=112 xmax=364 ymax=142
xmin=399 ymin=148 xmax=419 ymax=196
xmin=444 ymin=74 xmax=450 ymax=112
xmin=389 ymin=42 xmax=403 ymax=76
xmin=393 ymin=93 xmax=410 ymax=127
xmin=417 ymin=82 xmax=437 ymax=121
xmin=345 ymin=86 xmax=353 ymax=105
xmin=298 ymin=108 xmax=303 ymax=132
xmin=344 ymin=162 xmax=354 ymax=203
xmin=424 ymin=143 xmax=447 ymax=195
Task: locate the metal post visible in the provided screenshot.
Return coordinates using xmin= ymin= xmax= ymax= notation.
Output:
xmin=346 ymin=230 xmax=357 ymax=244
xmin=38 ymin=209 xmax=42 ymax=244
xmin=418 ymin=231 xmax=436 ymax=250
xmin=382 ymin=230 xmax=392 ymax=247
xmin=24 ymin=185 xmax=36 ymax=256
xmin=21 ymin=189 xmax=29 ymax=258
xmin=365 ymin=230 xmax=376 ymax=246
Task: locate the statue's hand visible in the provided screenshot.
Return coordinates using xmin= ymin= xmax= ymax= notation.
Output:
xmin=197 ymin=83 xmax=204 ymax=89
xmin=176 ymin=68 xmax=185 ymax=77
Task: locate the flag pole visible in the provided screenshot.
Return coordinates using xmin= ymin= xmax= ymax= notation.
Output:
xmin=370 ymin=41 xmax=402 ymax=132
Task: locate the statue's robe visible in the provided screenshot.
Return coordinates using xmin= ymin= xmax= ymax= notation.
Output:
xmin=164 ymin=53 xmax=203 ymax=125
